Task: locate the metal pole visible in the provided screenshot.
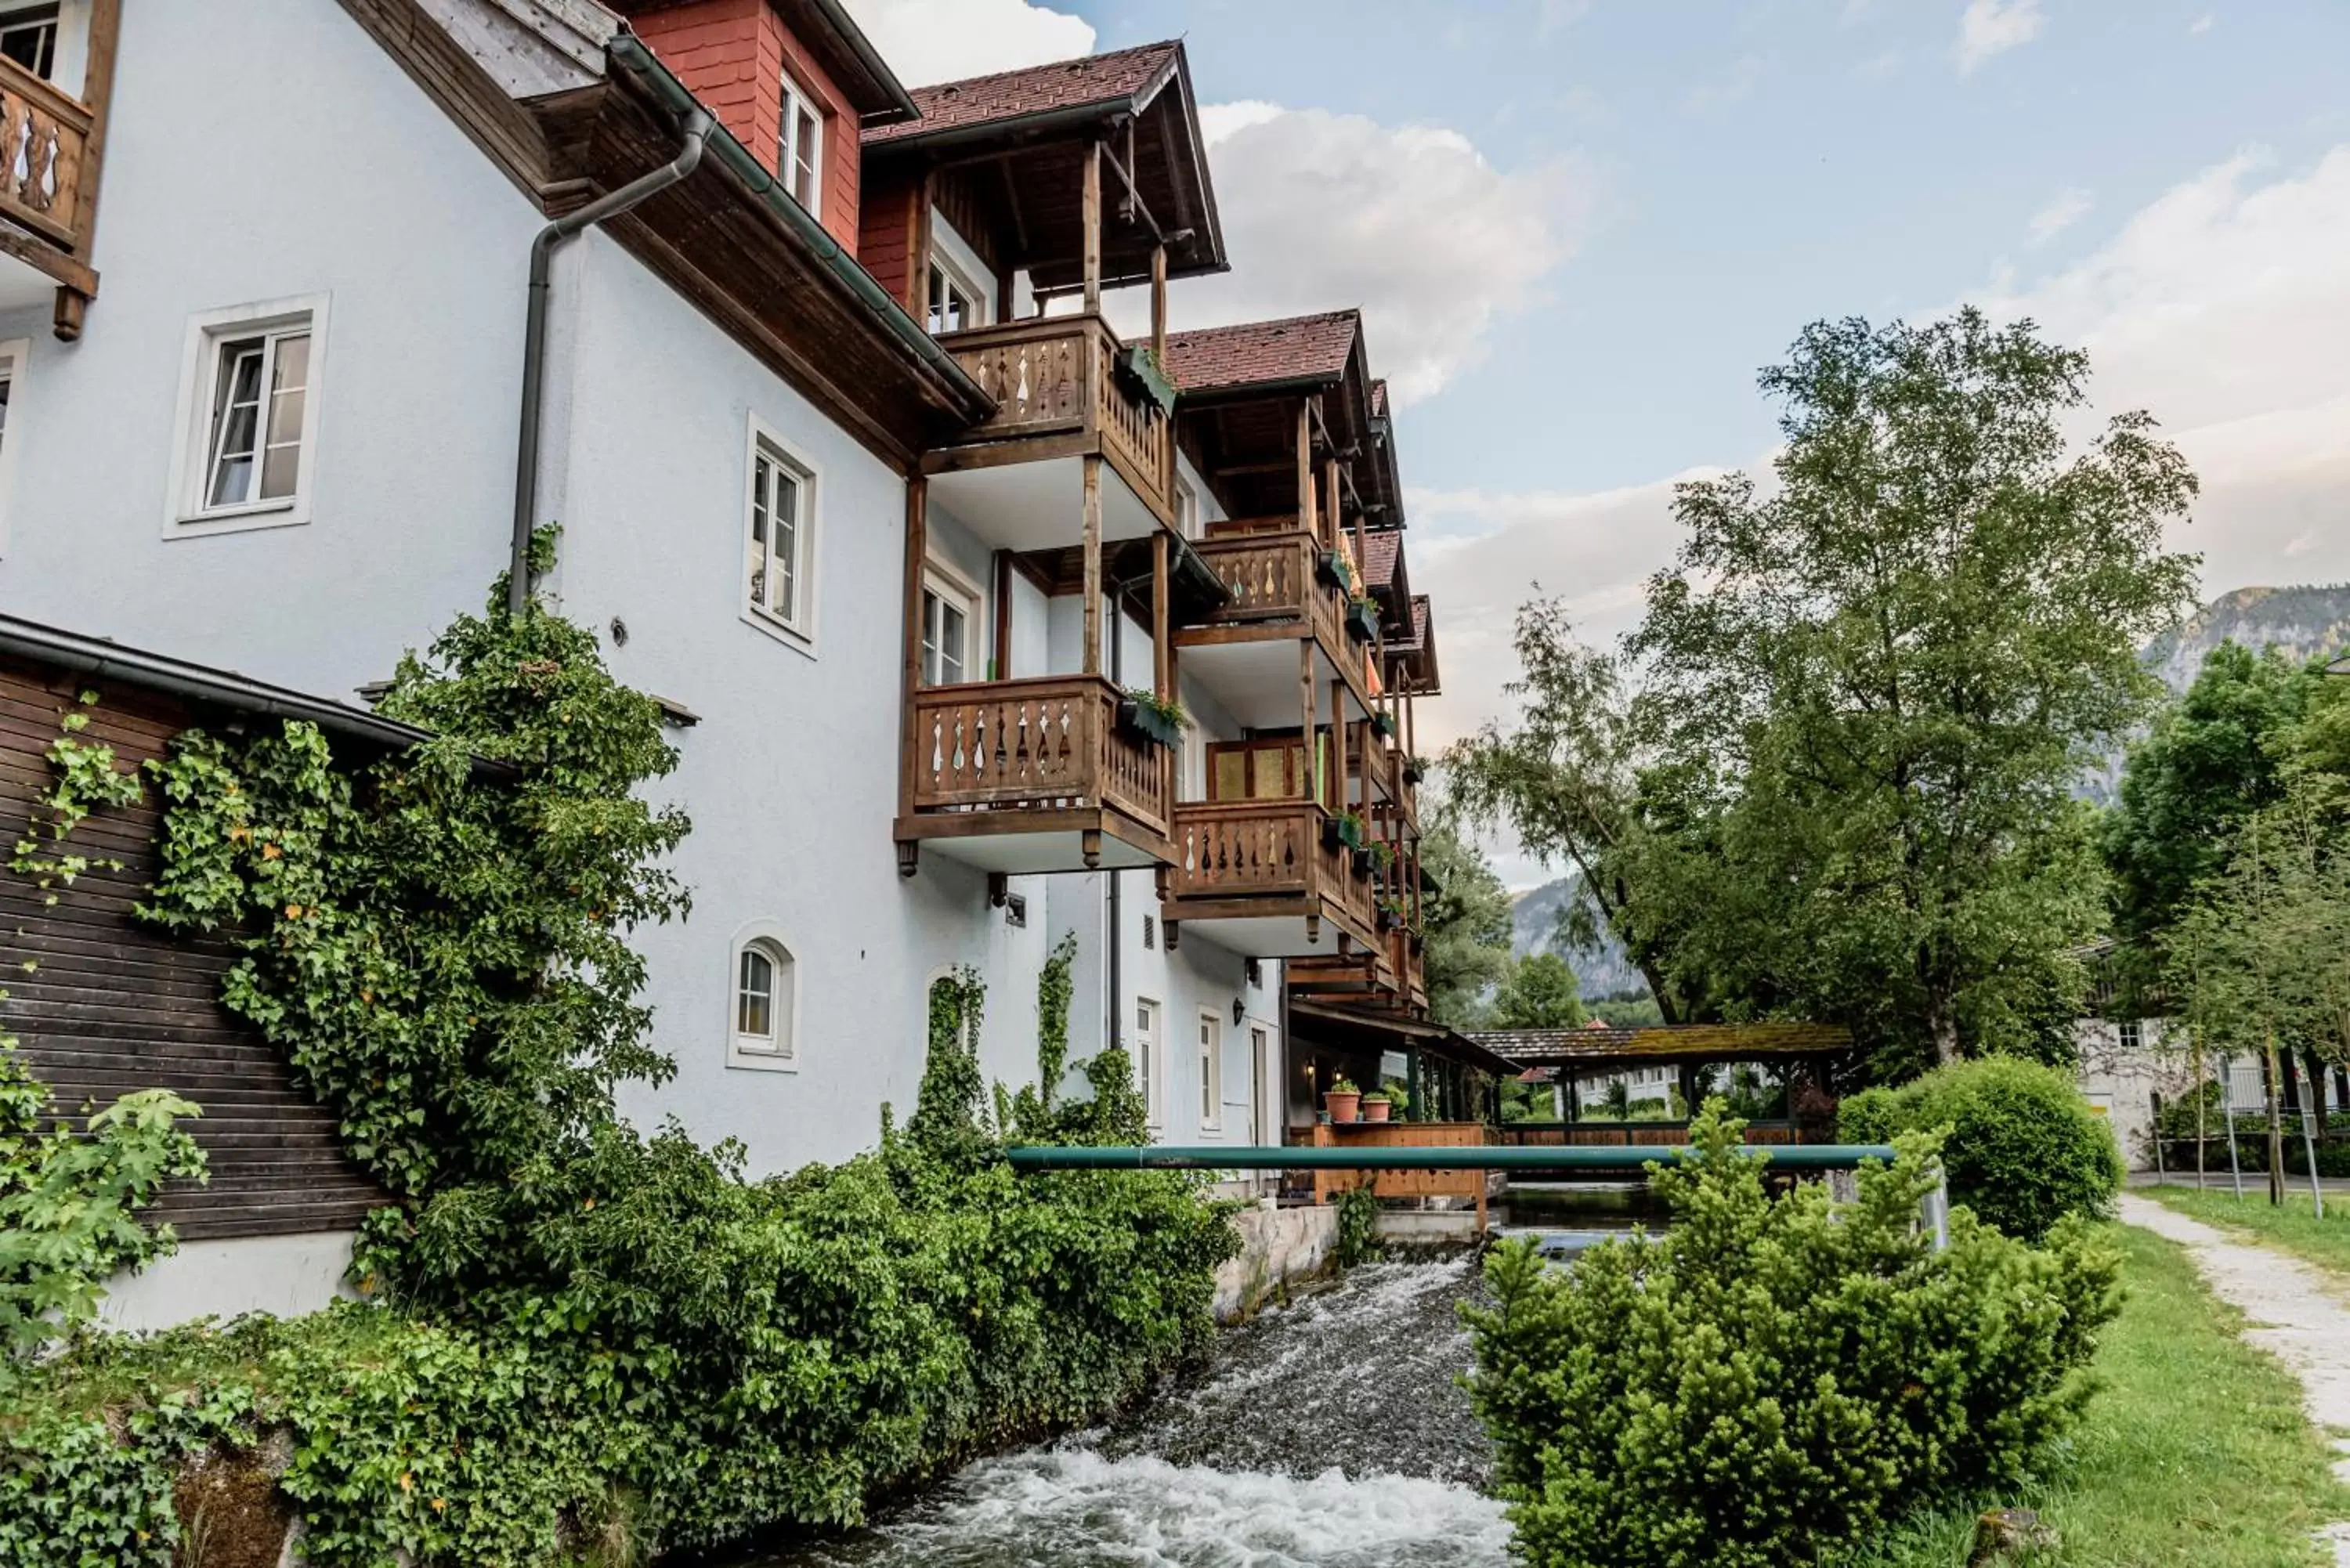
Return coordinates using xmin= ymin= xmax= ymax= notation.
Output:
xmin=2222 ymin=1053 xmax=2245 ymax=1202
xmin=1003 ymin=1142 xmax=1900 ymax=1172
xmin=2298 ymin=1050 xmax=2326 ymax=1219
xmin=2151 ymin=1092 xmax=2166 ymax=1187
xmin=1922 ymin=1167 xmax=1951 ymax=1253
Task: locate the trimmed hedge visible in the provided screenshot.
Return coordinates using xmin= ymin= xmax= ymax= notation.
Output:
xmin=1465 ymin=1104 xmax=2121 ymax=1568
xmin=1841 ymin=1057 xmax=2124 ymax=1241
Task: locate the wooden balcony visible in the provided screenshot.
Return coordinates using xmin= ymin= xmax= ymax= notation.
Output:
xmin=1161 ymin=798 xmax=1380 ymax=958
xmin=1286 ymin=916 xmax=1426 ymax=1017
xmin=1176 ymin=529 xmax=1376 ymax=724
xmin=926 ymin=313 xmax=1177 ymax=522
xmin=0 ymin=5 xmax=117 ymax=340
xmin=895 ymin=674 xmax=1175 ymax=876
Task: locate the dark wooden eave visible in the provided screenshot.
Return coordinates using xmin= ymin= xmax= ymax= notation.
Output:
xmin=339 ymin=0 xmax=992 ymax=468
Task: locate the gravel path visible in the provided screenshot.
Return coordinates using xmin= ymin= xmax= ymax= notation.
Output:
xmin=2118 ymin=1194 xmax=2350 ymax=1566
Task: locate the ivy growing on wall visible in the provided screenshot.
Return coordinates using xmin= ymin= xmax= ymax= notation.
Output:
xmin=2 ymin=555 xmax=1238 ymax=1564
xmin=8 ymin=690 xmax=143 ymax=898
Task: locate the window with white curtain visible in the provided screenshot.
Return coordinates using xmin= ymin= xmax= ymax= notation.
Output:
xmin=743 ymin=421 xmax=819 ymax=649
xmin=729 ymin=932 xmax=797 ymax=1070
xmin=168 ymin=296 xmax=329 ymax=537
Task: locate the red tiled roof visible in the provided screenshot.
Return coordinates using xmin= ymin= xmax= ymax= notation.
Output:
xmin=1369 ymin=378 xmax=1390 ymax=418
xmin=1162 ymin=310 xmax=1361 ymax=394
xmin=1389 ymin=594 xmax=1431 ymax=653
xmin=1360 ymin=529 xmax=1401 ymax=592
xmin=864 ymin=41 xmax=1181 ymax=145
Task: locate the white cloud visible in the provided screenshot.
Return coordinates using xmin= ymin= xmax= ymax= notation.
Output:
xmin=836 ymin=0 xmax=1094 ymax=88
xmin=1954 ymin=0 xmax=2044 ymax=76
xmin=2189 ymin=13 xmax=2216 ymax=35
xmin=1163 ymin=107 xmax=1594 ymax=405
xmin=2027 ymin=186 xmax=2093 ymax=246
xmin=1538 ymin=0 xmax=1592 ymax=38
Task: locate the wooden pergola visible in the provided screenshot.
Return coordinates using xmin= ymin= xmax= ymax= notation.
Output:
xmin=1466 ymin=1022 xmax=1854 ymax=1123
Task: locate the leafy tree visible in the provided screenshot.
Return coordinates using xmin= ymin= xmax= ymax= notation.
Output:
xmin=1448 ymin=600 xmax=1676 ymax=1015
xmin=1586 ymin=990 xmax=1665 ymax=1028
xmin=1417 ymin=798 xmax=1515 ymax=1027
xmin=2102 ymin=642 xmax=2313 ymax=993
xmin=1470 ymin=311 xmax=2197 ymax=1076
xmin=1492 ymin=952 xmax=1588 ymax=1031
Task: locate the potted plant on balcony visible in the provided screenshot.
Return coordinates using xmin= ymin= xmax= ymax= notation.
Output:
xmin=1401 ymin=754 xmax=1428 ymax=786
xmin=1324 ymin=1075 xmax=1362 ymax=1124
xmin=1381 ymin=1078 xmax=1412 ymax=1122
xmin=1118 ymin=688 xmax=1189 ymax=750
xmin=1316 ymin=550 xmax=1351 ymax=591
xmin=1358 ymin=1090 xmax=1392 ymax=1123
xmin=1115 ymin=344 xmax=1180 ymax=415
xmin=1345 ymin=597 xmax=1379 ymax=645
xmin=1370 ymin=710 xmax=1397 ymax=740
xmin=1377 ymin=895 xmax=1405 ymax=933
xmin=1322 ymin=810 xmax=1368 ymax=853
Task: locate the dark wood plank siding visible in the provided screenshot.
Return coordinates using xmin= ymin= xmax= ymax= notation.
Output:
xmin=0 ymin=657 xmax=388 ymax=1241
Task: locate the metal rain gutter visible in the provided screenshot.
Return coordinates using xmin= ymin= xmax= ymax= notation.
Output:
xmin=511 ymin=106 xmax=716 ymax=615
xmin=0 ymin=616 xmax=438 ymax=755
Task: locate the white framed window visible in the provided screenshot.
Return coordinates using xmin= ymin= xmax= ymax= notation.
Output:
xmin=0 ymin=4 xmax=57 ymax=79
xmin=0 ymin=336 xmax=27 ymax=557
xmin=742 ymin=417 xmax=819 ymax=652
xmin=1174 ymin=477 xmax=1200 ymax=540
xmin=920 ymin=560 xmax=978 ymax=686
xmin=1196 ymin=1010 xmax=1223 ymax=1133
xmin=164 ymin=295 xmax=329 ymax=538
xmin=727 ymin=921 xmax=800 ymax=1072
xmin=925 ymin=211 xmax=996 ymax=335
xmin=1134 ymin=997 xmax=1162 ymax=1131
xmin=780 ymin=67 xmax=825 ymax=215
xmin=2117 ymin=1018 xmax=2142 ymax=1053
xmin=927 ymin=258 xmax=985 ymax=335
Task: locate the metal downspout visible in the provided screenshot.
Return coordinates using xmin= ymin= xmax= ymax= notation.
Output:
xmin=508 ymin=110 xmax=715 ymax=616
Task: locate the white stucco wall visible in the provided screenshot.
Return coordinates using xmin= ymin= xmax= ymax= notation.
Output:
xmin=99 ymin=1232 xmax=358 ymax=1332
xmin=0 ymin=0 xmax=1275 ymax=1255
xmin=0 ymin=0 xmax=533 ymax=688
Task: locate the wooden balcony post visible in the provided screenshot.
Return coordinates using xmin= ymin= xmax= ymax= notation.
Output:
xmin=1152 ymin=531 xmax=1171 ymax=699
xmin=1082 ymin=453 xmax=1104 ymax=674
xmin=1332 ymin=678 xmax=1350 ymax=820
xmin=1325 ymin=456 xmax=1344 ymax=565
xmin=1298 ymin=639 xmax=1317 ymax=802
xmin=1082 ymin=140 xmax=1103 ymax=314
xmin=1150 ymin=243 xmax=1168 ymax=363
xmin=1295 ymin=399 xmax=1316 ymax=544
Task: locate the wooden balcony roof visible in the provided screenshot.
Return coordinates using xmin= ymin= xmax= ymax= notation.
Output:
xmin=862 ymin=39 xmax=1227 ymax=291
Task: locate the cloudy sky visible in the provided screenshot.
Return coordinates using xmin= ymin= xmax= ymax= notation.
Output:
xmin=844 ymin=0 xmax=2350 ymax=879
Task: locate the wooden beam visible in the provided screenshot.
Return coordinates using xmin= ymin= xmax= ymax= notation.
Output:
xmin=1152 ymin=531 xmax=1171 ymax=699
xmin=1332 ymin=679 xmax=1350 ymax=822
xmin=1299 ymin=639 xmax=1318 ymax=805
xmin=1209 ymin=458 xmax=1299 ymax=479
xmin=1150 ymin=243 xmax=1167 ymax=363
xmin=992 ymin=550 xmax=1013 ymax=680
xmin=1082 ymin=454 xmax=1104 ymax=674
xmin=913 ymin=168 xmax=936 ymax=324
xmin=1081 ymin=139 xmax=1102 ymax=314
xmin=55 ymin=0 xmax=119 ymax=337
xmin=1295 ymin=401 xmax=1317 ymax=547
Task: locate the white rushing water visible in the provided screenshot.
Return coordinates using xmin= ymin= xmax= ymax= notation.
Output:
xmin=772 ymin=1258 xmax=1513 ymax=1568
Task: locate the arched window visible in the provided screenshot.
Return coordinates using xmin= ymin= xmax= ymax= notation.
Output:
xmin=728 ymin=926 xmax=798 ymax=1071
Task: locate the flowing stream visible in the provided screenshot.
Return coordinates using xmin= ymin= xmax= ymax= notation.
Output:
xmin=754 ymin=1208 xmax=1649 ymax=1568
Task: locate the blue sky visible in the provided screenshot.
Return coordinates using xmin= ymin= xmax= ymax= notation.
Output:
xmin=848 ymin=1 xmax=2350 ymax=878
xmin=1085 ymin=0 xmax=2350 ymax=500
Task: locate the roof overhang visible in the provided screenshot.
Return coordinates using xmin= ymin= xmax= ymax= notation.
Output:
xmin=1291 ymin=1002 xmax=1524 ymax=1076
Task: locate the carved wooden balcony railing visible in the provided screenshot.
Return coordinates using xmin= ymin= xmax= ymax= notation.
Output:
xmin=932 ymin=313 xmax=1175 ymax=519
xmin=899 ymin=675 xmax=1173 ymax=862
xmin=1178 ymin=529 xmax=1372 ymax=712
xmin=0 ymin=4 xmax=117 ymax=339
xmin=1162 ymin=798 xmax=1380 ymax=951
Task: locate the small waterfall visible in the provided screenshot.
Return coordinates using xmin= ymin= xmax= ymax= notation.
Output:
xmin=771 ymin=1258 xmax=1511 ymax=1567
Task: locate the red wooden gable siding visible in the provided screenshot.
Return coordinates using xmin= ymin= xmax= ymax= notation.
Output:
xmin=630 ymin=0 xmax=862 ymax=254
xmin=0 ymin=658 xmax=389 ymax=1241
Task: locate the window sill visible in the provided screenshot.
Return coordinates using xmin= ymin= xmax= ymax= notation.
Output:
xmin=727 ymin=1046 xmax=800 ymax=1075
xmin=168 ymin=498 xmax=309 ymax=540
xmin=740 ymin=605 xmax=818 ymax=660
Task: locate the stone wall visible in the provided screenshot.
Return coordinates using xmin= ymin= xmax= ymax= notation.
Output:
xmin=1213 ymin=1201 xmax=1339 ymax=1323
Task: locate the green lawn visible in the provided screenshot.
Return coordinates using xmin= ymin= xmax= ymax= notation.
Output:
xmin=2142 ymin=1183 xmax=2350 ymax=1281
xmin=1846 ymin=1223 xmax=2350 ymax=1567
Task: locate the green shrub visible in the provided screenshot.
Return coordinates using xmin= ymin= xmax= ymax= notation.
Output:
xmin=1840 ymin=1057 xmax=2123 ymax=1241
xmin=1465 ymin=1104 xmax=2121 ymax=1568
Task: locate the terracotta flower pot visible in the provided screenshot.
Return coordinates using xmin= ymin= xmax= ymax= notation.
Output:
xmin=1325 ymin=1090 xmax=1361 ymax=1123
xmin=1360 ymin=1097 xmax=1392 ymax=1123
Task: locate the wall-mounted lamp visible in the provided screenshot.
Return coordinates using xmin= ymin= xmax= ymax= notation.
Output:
xmin=1233 ymin=997 xmax=1247 ymax=1027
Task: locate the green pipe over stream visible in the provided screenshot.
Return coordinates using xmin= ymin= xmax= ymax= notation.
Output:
xmin=1003 ymin=1144 xmax=1900 ymax=1172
